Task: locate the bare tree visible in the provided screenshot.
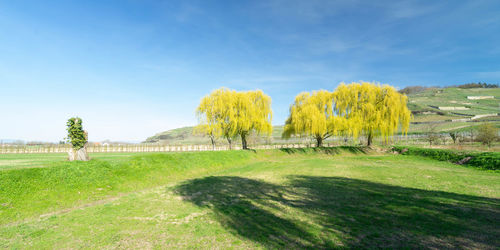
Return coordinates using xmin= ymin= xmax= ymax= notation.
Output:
xmin=425 ymin=124 xmax=440 ymax=146
xmin=449 ymin=132 xmax=458 ymax=144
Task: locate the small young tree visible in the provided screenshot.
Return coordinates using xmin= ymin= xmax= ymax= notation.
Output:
xmin=66 ymin=117 xmax=89 ymax=161
xmin=456 ymin=131 xmax=469 ymax=145
xmin=476 ymin=123 xmax=499 ymax=147
xmin=449 ymin=132 xmax=458 ymax=144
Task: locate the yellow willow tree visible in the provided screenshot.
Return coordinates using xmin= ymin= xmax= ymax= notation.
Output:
xmin=282 ymin=90 xmax=347 ymax=147
xmin=333 ymin=81 xmax=411 ymax=146
xmin=195 ymin=88 xmax=237 ymax=150
xmin=196 ymin=88 xmax=272 ymax=150
xmin=234 ymin=90 xmax=273 ymax=149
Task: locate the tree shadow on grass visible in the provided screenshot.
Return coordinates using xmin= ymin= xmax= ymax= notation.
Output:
xmin=173 ymin=176 xmax=331 ymax=248
xmin=279 ymin=146 xmax=368 ymax=155
xmin=174 ymin=176 xmax=500 ymax=249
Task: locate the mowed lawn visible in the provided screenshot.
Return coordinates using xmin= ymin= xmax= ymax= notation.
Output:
xmin=0 ymin=152 xmax=142 ymax=170
xmin=0 ymin=148 xmax=499 ymax=249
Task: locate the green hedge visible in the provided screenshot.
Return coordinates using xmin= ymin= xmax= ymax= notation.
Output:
xmin=392 ymin=146 xmax=500 ymax=170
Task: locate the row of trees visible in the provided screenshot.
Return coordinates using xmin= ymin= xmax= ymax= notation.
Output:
xmin=452 ymin=82 xmax=499 ymax=89
xmin=283 ymin=82 xmax=411 ymax=147
xmin=426 ymin=124 xmax=499 ymax=147
xmin=196 ymin=82 xmax=412 ymax=148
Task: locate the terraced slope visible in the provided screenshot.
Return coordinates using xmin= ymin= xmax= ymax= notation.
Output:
xmin=409 ymin=87 xmax=499 ymax=117
xmin=408 ymin=87 xmax=499 ymax=133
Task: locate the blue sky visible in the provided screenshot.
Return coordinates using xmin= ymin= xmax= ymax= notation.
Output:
xmin=1 ymin=0 xmax=499 ymax=142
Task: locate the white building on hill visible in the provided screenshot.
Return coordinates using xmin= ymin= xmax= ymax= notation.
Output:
xmin=467 ymin=96 xmax=494 ymax=100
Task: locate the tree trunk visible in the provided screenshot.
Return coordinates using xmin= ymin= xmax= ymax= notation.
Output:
xmin=68 ymin=146 xmax=89 ymax=161
xmin=210 ymin=136 xmax=216 ymax=150
xmin=367 ymin=132 xmax=373 ymax=147
xmin=241 ymin=133 xmax=248 ymax=150
xmin=227 ymin=137 xmax=232 ymax=150
xmin=315 ymin=136 xmax=323 ymax=147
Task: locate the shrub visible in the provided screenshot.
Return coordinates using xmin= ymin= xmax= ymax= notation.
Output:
xmin=392 ymin=146 xmax=499 ymax=170
xmin=476 ymin=123 xmax=499 ymax=147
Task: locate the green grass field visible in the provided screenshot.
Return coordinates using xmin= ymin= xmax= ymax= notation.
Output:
xmin=0 ymin=149 xmax=499 ymax=248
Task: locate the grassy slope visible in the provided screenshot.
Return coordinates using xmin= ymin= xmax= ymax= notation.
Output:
xmin=0 ymin=153 xmax=139 ymax=171
xmin=0 ymin=151 xmax=254 ymax=224
xmin=145 ymin=88 xmax=499 ymax=143
xmin=0 ymin=149 xmax=499 ymax=248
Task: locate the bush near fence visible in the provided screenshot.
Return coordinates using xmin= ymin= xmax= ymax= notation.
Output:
xmin=392 ymin=146 xmax=500 ymax=170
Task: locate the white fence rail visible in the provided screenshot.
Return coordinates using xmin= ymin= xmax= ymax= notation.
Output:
xmin=0 ymin=134 xmax=435 ymax=154
xmin=0 ymin=143 xmax=319 ymax=154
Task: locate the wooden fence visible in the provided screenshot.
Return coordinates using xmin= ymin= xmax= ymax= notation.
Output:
xmin=0 ymin=134 xmax=431 ymax=154
xmin=0 ymin=143 xmax=317 ymax=154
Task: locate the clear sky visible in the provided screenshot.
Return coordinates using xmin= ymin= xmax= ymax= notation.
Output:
xmin=1 ymin=0 xmax=499 ymax=142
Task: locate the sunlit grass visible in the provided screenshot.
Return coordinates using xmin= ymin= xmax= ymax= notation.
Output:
xmin=0 ymin=148 xmax=498 ymax=248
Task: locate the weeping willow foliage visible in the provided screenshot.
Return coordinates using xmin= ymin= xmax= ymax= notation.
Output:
xmin=195 ymin=88 xmax=236 ymax=148
xmin=333 ymin=82 xmax=411 ymax=145
xmin=283 ymin=82 xmax=411 ymax=146
xmin=233 ymin=90 xmax=273 ymax=149
xmin=282 ymin=90 xmax=347 ymax=147
xmin=196 ymin=87 xmax=272 ymax=149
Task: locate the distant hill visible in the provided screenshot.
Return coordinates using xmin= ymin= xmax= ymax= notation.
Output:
xmin=144 ymin=126 xmax=205 ymax=145
xmin=144 ymin=126 xmax=289 ymax=144
xmin=144 ymin=87 xmax=499 ymax=144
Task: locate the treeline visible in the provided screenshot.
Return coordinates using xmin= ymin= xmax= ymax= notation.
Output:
xmin=399 ymin=82 xmax=499 ymax=95
xmin=451 ymin=82 xmax=499 ymax=89
xmin=424 ymin=123 xmax=499 ymax=148
xmin=196 ymin=82 xmax=411 ymax=149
